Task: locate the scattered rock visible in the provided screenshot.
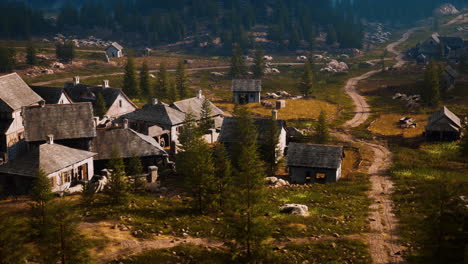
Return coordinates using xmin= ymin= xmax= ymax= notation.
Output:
xmin=280 ymin=204 xmax=309 ymax=216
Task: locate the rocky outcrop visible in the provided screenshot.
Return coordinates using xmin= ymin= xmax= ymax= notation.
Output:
xmin=434 ymin=3 xmax=459 ymax=16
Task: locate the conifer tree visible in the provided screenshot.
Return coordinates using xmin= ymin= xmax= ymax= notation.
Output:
xmin=326 ymin=24 xmax=337 ymax=45
xmin=199 ymin=97 xmax=214 ymax=132
xmin=260 ymin=116 xmax=280 ymax=176
xmin=176 ymin=60 xmax=189 ymax=99
xmin=177 ymin=113 xmax=216 ymax=213
xmin=315 ymin=110 xmax=330 ymax=144
xmin=0 ymin=214 xmax=30 ymax=263
xmin=0 ymin=47 xmax=16 ymax=72
xmin=31 ymin=168 xmax=53 ymax=225
xmin=252 ymin=47 xmax=265 ymax=79
xmin=139 ymin=60 xmax=152 ymax=98
xmin=227 ymin=106 xmax=270 ymax=259
xmin=94 ymin=92 xmax=107 ymax=118
xmin=230 ymin=44 xmax=246 ymax=79
xmin=212 ymin=143 xmax=233 ymax=209
xmin=26 ymin=43 xmax=38 ymax=66
xmin=299 ymin=60 xmax=314 ymax=96
xmin=422 ymin=61 xmax=440 ymax=107
xmin=127 ymin=154 xmax=144 ymax=192
xmin=155 ymin=63 xmax=169 ymax=99
xmin=123 ymin=57 xmax=139 ymax=98
xmin=106 ymin=146 xmax=129 ymax=205
xmin=167 ymin=81 xmax=178 ymax=103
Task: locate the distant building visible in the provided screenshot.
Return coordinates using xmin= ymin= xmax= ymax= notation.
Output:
xmin=412 ymin=33 xmax=465 ymax=61
xmin=442 ymin=65 xmax=459 ymax=91
xmin=64 ymin=77 xmax=137 ymax=118
xmin=232 ymin=79 xmax=262 ymax=104
xmin=105 ymin=42 xmax=123 ymax=58
xmin=425 ymin=106 xmax=462 ymax=141
xmin=287 ymin=143 xmax=344 ymax=184
xmin=23 ymin=102 xmax=96 ymax=151
xmin=0 ymin=136 xmax=96 ymax=195
xmin=30 ymin=86 xmax=73 ymax=104
xmin=0 ymin=73 xmax=44 ymax=161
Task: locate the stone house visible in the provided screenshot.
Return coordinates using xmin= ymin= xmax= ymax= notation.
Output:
xmin=0 ymin=136 xmax=96 ymax=195
xmin=425 ymin=106 xmax=462 ymax=141
xmin=442 ymin=65 xmax=459 ymax=91
xmin=64 ymin=78 xmax=137 ymax=118
xmin=105 ymin=42 xmax=123 ymax=58
xmin=415 ymin=33 xmax=465 ymax=60
xmin=232 ymin=79 xmax=262 ymax=104
xmin=23 ymin=102 xmax=96 ymax=151
xmin=287 ymin=143 xmax=344 ymax=184
xmin=30 ymin=86 xmax=73 ymax=104
xmin=0 ymin=73 xmax=44 ymax=161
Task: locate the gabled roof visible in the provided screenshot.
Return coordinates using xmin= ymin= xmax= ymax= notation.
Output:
xmin=426 ymin=106 xmax=461 ymax=129
xmin=286 ymin=143 xmax=344 ymax=169
xmin=123 ymin=101 xmax=186 ymax=126
xmin=232 ymin=79 xmax=262 ymax=92
xmin=444 ymin=65 xmax=459 ymax=78
xmin=23 ymin=103 xmax=96 ymax=142
xmin=90 ymin=128 xmax=167 ymax=160
xmin=171 ymin=95 xmax=224 ymax=120
xmin=0 ymin=73 xmax=43 ymax=111
xmin=439 ymin=36 xmax=464 ymax=49
xmin=64 ymin=83 xmax=137 ymax=109
xmin=30 ymin=86 xmax=72 ymax=104
xmin=429 ymin=33 xmax=441 ymax=44
xmin=0 ymin=143 xmax=96 ymax=177
xmin=106 ymin=42 xmax=123 ymax=51
xmin=218 ymin=117 xmax=285 ymax=143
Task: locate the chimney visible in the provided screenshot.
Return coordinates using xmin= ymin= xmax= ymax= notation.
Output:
xmin=73 ymin=76 xmax=80 ymax=85
xmin=93 ymin=116 xmax=100 ymax=128
xmin=196 ymin=89 xmax=203 ymax=99
xmin=147 ymin=166 xmax=158 ymax=183
xmin=152 ymin=98 xmax=159 ymax=105
xmin=272 ymin=110 xmax=278 ymax=120
xmin=39 ymin=100 xmax=45 ymax=107
xmin=102 ymin=80 xmax=109 ymax=88
xmin=47 ymin=134 xmax=54 ymax=144
xmin=123 ymin=118 xmax=129 ymax=129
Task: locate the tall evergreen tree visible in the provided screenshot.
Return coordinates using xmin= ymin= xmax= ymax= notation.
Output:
xmin=212 ymin=143 xmax=233 ymax=209
xmin=155 ymin=63 xmax=169 ymax=100
xmin=0 ymin=214 xmax=30 ymax=263
xmin=55 ymin=41 xmax=75 ymax=63
xmin=26 ymin=43 xmax=38 ymax=66
xmin=106 ymin=146 xmax=129 ymax=205
xmin=31 ymin=168 xmax=53 ymax=225
xmin=167 ymin=81 xmax=178 ymax=103
xmin=260 ymin=116 xmax=280 ymax=176
xmin=299 ymin=60 xmax=314 ymax=96
xmin=123 ymin=57 xmax=139 ymax=98
xmin=199 ymin=97 xmax=214 ymax=132
xmin=227 ymin=106 xmax=270 ymax=259
xmin=94 ymin=92 xmax=107 ymax=118
xmin=175 ymin=60 xmax=189 ymax=99
xmin=127 ymin=154 xmax=144 ymax=192
xmin=177 ymin=113 xmax=216 ymax=213
xmin=315 ymin=110 xmax=330 ymax=144
xmin=0 ymin=47 xmax=16 ymax=73
xmin=252 ymin=47 xmax=265 ymax=79
xmin=422 ymin=61 xmax=441 ymax=107
xmin=139 ymin=61 xmax=152 ymax=98
xmin=230 ymin=45 xmax=246 ymax=79
xmin=326 ymin=24 xmax=337 ymax=45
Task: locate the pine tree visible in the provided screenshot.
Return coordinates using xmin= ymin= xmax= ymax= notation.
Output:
xmin=167 ymin=81 xmax=178 ymax=103
xmin=0 ymin=214 xmax=30 ymax=263
xmin=156 ymin=63 xmax=169 ymax=99
xmin=176 ymin=60 xmax=189 ymax=99
xmin=127 ymin=154 xmax=144 ymax=192
xmin=227 ymin=106 xmax=270 ymax=259
xmin=123 ymin=57 xmax=139 ymax=98
xmin=26 ymin=43 xmax=38 ymax=66
xmin=0 ymin=47 xmax=16 ymax=72
xmin=199 ymin=97 xmax=214 ymax=132
xmin=31 ymin=168 xmax=53 ymax=225
xmin=315 ymin=110 xmax=330 ymax=144
xmin=212 ymin=143 xmax=233 ymax=209
xmin=460 ymin=116 xmax=468 ymax=158
xmin=252 ymin=47 xmax=265 ymax=79
xmin=106 ymin=146 xmax=129 ymax=205
xmin=260 ymin=116 xmax=280 ymax=176
xmin=55 ymin=41 xmax=75 ymax=63
xmin=299 ymin=60 xmax=314 ymax=96
xmin=230 ymin=45 xmax=246 ymax=79
xmin=94 ymin=92 xmax=107 ymax=118
xmin=139 ymin=61 xmax=152 ymax=98
xmin=177 ymin=113 xmax=216 ymax=213
xmin=326 ymin=24 xmax=337 ymax=45
xmin=422 ymin=61 xmax=440 ymax=107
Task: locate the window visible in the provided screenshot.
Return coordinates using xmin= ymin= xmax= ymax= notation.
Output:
xmin=316 ymin=173 xmax=326 ymax=179
xmin=119 ymin=100 xmax=123 ymax=107
xmin=60 ymin=170 xmax=72 ymax=184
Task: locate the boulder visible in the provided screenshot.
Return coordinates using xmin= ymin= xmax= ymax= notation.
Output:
xmin=280 ymin=204 xmax=309 ymax=216
xmin=434 ymin=3 xmax=459 ymax=16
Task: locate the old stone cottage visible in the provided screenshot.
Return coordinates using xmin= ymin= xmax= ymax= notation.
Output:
xmin=105 ymin=42 xmax=123 ymax=58
xmin=232 ymin=79 xmax=262 ymax=104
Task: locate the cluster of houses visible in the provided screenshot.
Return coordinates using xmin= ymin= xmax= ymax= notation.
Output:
xmin=0 ymin=72 xmax=462 ymax=196
xmin=408 ymin=33 xmax=466 ymax=64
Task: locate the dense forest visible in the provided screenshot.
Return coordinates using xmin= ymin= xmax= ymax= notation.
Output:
xmin=0 ymin=0 xmax=466 ymax=50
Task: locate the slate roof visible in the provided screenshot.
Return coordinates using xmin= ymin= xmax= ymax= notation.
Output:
xmin=64 ymin=83 xmax=136 ymax=109
xmin=0 ymin=143 xmax=96 ymax=177
xmin=123 ymin=102 xmax=186 ymax=126
xmin=0 ymin=73 xmax=43 ymax=111
xmin=429 ymin=33 xmax=441 ymax=44
xmin=171 ymin=96 xmax=224 ymax=120
xmin=439 ymin=36 xmax=464 ymax=49
xmin=218 ymin=117 xmax=285 ymax=143
xmin=231 ymin=79 xmax=262 ymax=92
xmin=426 ymin=106 xmax=461 ymax=129
xmin=30 ymin=86 xmax=72 ymax=104
xmin=106 ymin=42 xmax=123 ymax=51
xmin=23 ymin=103 xmax=96 ymax=142
xmin=287 ymin=143 xmax=344 ymax=169
xmin=90 ymin=128 xmax=168 ymax=160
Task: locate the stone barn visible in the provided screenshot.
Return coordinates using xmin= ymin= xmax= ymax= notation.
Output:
xmin=232 ymin=79 xmax=262 ymax=104
xmin=287 ymin=143 xmax=344 ymax=184
xmin=105 ymin=42 xmax=123 ymax=58
xmin=425 ymin=106 xmax=462 ymax=141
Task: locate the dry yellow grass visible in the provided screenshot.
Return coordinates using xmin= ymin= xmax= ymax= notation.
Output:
xmin=216 ymin=99 xmax=339 ymax=121
xmin=368 ymin=114 xmax=428 ymax=138
xmin=112 ymin=56 xmax=227 ymax=69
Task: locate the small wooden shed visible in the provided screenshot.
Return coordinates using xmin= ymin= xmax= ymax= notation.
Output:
xmin=425 ymin=106 xmax=462 ymax=141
